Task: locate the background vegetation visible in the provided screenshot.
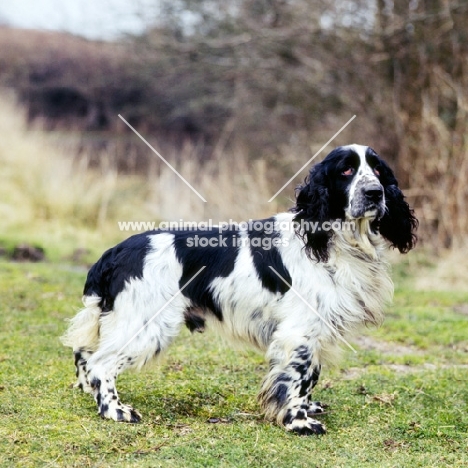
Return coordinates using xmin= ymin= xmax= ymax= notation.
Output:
xmin=1 ymin=0 xmax=468 ymax=249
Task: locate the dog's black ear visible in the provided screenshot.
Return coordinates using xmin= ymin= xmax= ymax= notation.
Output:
xmin=291 ymin=164 xmax=331 ymax=262
xmin=378 ymin=185 xmax=418 ymax=253
xmin=371 ymin=157 xmax=418 ymax=253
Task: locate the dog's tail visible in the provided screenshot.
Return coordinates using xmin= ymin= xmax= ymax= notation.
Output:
xmin=60 ymin=295 xmax=101 ymax=352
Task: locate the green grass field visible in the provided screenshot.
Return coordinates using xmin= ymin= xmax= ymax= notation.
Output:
xmin=1 ymin=261 xmax=467 ymax=468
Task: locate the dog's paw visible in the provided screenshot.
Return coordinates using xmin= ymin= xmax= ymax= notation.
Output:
xmin=307 ymin=401 xmax=327 ymax=415
xmin=286 ymin=416 xmax=326 ymax=435
xmin=74 ymin=379 xmax=93 ymax=394
xmin=283 ymin=408 xmax=326 ymax=435
xmin=99 ymin=401 xmax=142 ymax=423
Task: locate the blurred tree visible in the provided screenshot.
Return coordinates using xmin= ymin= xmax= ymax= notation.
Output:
xmin=376 ymin=0 xmax=468 ymax=249
xmin=131 ymin=0 xmax=393 ymax=157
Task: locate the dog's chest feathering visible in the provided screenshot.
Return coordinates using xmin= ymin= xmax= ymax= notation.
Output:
xmin=200 ymin=214 xmax=393 ymax=356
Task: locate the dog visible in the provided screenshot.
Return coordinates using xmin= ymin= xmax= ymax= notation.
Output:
xmin=62 ymin=144 xmax=417 ymax=435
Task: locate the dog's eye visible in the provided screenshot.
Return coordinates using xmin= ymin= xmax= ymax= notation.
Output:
xmin=342 ymin=168 xmax=355 ymax=176
xmin=374 ymin=167 xmax=381 ymax=176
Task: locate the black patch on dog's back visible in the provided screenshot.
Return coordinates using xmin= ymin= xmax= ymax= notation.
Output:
xmin=84 ymin=232 xmax=151 ymax=312
xmin=173 ymin=230 xmax=239 ymax=321
xmin=248 ymin=218 xmax=291 ymax=294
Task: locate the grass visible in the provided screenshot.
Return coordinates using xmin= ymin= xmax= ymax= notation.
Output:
xmin=0 ymin=261 xmax=467 ymax=467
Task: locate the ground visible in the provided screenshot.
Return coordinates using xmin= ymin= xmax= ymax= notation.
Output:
xmin=0 ymin=261 xmax=467 ymax=467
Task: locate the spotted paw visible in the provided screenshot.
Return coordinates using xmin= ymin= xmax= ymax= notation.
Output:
xmin=287 ymin=416 xmax=327 ymax=435
xmin=283 ymin=408 xmax=326 ymax=435
xmin=74 ymin=379 xmax=93 ymax=394
xmin=307 ymin=401 xmax=327 ymax=415
xmin=99 ymin=402 xmax=142 ymax=423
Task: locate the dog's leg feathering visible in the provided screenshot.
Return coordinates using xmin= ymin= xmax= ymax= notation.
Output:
xmin=61 ymin=296 xmax=102 ymax=393
xmin=259 ymin=341 xmax=325 ymax=435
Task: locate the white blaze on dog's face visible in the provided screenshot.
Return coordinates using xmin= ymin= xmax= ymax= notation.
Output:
xmin=343 ymin=144 xmax=386 ymax=221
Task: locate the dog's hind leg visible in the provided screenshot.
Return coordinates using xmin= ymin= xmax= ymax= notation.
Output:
xmin=84 ymin=300 xmax=186 ymax=423
xmin=61 ymin=296 xmax=102 ymax=394
xmin=74 ymin=348 xmax=94 ymax=393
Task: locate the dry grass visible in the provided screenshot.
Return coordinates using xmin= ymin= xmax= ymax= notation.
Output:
xmin=145 ymin=144 xmax=277 ymax=222
xmin=0 ymin=93 xmax=142 ymax=255
xmin=414 ymin=248 xmax=468 ymax=291
xmin=0 ymin=92 xmax=283 ymax=260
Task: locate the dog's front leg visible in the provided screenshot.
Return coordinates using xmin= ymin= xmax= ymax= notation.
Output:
xmin=259 ymin=342 xmax=325 ymax=435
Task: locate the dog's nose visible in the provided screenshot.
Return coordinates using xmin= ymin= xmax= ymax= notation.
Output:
xmin=364 ymin=186 xmax=384 ymax=203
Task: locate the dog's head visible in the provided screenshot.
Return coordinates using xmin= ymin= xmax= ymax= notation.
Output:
xmin=292 ymin=144 xmax=418 ymax=261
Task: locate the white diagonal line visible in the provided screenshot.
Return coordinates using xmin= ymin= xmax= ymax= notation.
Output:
xmin=118 ymin=114 xmax=207 ymax=202
xmin=268 ymin=266 xmax=357 ymax=353
xmin=117 ymin=266 xmax=206 ymax=355
xmin=268 ymin=115 xmax=357 ymax=203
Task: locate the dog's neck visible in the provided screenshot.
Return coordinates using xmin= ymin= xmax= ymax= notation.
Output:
xmin=333 ymin=218 xmax=388 ymax=261
xmin=326 ymin=218 xmax=393 ymax=328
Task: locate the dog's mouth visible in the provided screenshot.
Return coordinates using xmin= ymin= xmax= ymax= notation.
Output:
xmin=365 ymin=202 xmax=386 ymax=219
xmin=347 ymin=200 xmax=386 ymax=221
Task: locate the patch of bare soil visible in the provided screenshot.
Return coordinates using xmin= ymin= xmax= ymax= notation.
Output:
xmin=353 ymin=335 xmax=424 ymax=356
xmin=453 ymin=304 xmax=468 ymax=316
xmin=340 ymin=335 xmax=468 ymax=380
xmin=343 ymin=363 xmax=468 ymax=380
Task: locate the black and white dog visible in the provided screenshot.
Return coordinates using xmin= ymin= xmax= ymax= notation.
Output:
xmin=62 ymin=144 xmax=417 ymax=435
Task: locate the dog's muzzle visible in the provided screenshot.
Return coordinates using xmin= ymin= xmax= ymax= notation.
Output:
xmin=348 ymin=182 xmax=385 ymax=220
